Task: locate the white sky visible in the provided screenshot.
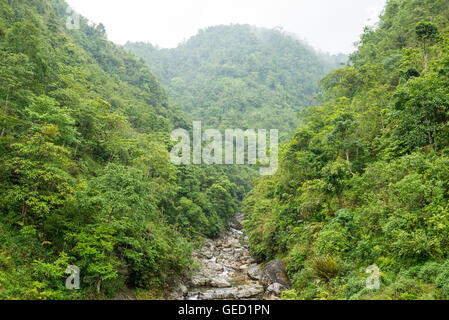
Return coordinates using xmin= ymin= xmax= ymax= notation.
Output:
xmin=66 ymin=0 xmax=387 ymax=54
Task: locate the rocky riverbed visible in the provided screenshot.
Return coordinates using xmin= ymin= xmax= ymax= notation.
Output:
xmin=169 ymin=213 xmax=290 ymax=300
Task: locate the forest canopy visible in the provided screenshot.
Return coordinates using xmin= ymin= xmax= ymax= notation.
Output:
xmin=243 ymin=0 xmax=449 ymax=300
xmin=125 ymin=26 xmax=345 ymax=140
xmin=0 ymin=0 xmax=244 ymax=299
xmin=2 ymin=0 xmax=449 ymax=301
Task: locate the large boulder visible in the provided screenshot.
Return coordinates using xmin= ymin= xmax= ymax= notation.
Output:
xmin=265 ymin=282 xmax=289 ymax=298
xmin=247 ymin=264 xmax=261 ymax=281
xmin=210 ymin=276 xmax=232 ymax=288
xmin=260 ymin=260 xmax=290 ymax=289
xmin=190 ymin=275 xmax=210 ymax=288
xmin=235 ymin=284 xmax=264 ymax=299
xmin=188 ymin=284 xmax=264 ymax=300
xmin=168 ymin=282 xmax=188 ymax=300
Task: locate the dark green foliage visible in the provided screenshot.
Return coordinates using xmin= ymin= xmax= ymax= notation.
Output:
xmin=0 ymin=0 xmax=240 ymax=299
xmin=416 ymin=21 xmax=440 ymax=41
xmin=243 ymin=0 xmax=449 ymax=300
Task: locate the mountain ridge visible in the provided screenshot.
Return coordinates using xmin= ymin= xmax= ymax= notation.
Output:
xmin=125 ymin=24 xmax=346 ymax=138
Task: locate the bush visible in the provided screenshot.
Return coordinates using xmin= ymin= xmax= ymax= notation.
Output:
xmin=285 ymin=245 xmax=307 ymax=275
xmin=316 ymin=228 xmax=350 ymax=257
xmin=281 ymin=289 xmax=298 ymax=300
xmin=291 ymin=267 xmax=315 ymax=291
xmin=343 ymin=273 xmax=366 ymax=299
xmin=392 ymin=277 xmax=420 ymax=296
xmin=418 ymin=262 xmax=442 ymax=282
xmin=300 ymin=284 xmax=320 ymax=300
xmin=435 ymin=261 xmax=449 ymax=298
xmin=311 ymin=256 xmax=343 ymax=282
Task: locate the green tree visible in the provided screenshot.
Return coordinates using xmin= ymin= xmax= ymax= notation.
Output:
xmin=415 ymin=21 xmax=440 ymax=73
xmin=1 ymin=127 xmax=73 ymax=226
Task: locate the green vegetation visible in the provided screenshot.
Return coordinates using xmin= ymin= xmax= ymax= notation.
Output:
xmin=243 ymin=0 xmax=449 ymax=300
xmin=125 ymin=26 xmax=345 ymax=139
xmin=3 ymin=0 xmax=449 ymax=302
xmin=0 ymin=0 xmax=241 ymax=299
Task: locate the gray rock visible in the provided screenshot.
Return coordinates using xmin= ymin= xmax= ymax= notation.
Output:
xmin=247 ymin=265 xmax=261 ymax=281
xmin=210 ymin=277 xmax=232 ymax=288
xmin=188 ymin=284 xmax=263 ymax=300
xmin=201 ymin=250 xmax=214 ymax=259
xmin=167 ymin=282 xmax=188 ymax=300
xmin=206 ymin=261 xmax=224 ymax=272
xmin=176 ymin=283 xmax=189 ymax=298
xmin=265 ymin=282 xmax=288 ymax=297
xmin=260 ymin=260 xmax=290 ymax=289
xmin=190 ymin=276 xmax=209 ymax=288
xmin=235 ymin=284 xmax=264 ymax=299
xmin=209 ymin=288 xmax=237 ymax=300
xmin=239 ymin=264 xmax=248 ymax=271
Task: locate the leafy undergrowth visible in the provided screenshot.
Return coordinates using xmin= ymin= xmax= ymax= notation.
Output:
xmin=244 ymin=0 xmax=449 ymax=300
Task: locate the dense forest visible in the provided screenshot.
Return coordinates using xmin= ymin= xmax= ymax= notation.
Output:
xmin=0 ymin=0 xmax=248 ymax=299
xmin=125 ymin=27 xmax=345 ymax=138
xmin=2 ymin=0 xmax=449 ymax=301
xmin=243 ymin=0 xmax=449 ymax=300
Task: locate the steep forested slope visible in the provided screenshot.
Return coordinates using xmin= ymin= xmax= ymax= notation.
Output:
xmin=0 ymin=0 xmax=242 ymax=299
xmin=243 ymin=0 xmax=449 ymax=300
xmin=125 ymin=26 xmax=345 ymax=139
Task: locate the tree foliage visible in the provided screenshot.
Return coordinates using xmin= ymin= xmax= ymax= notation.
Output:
xmin=0 ymin=0 xmax=240 ymax=299
xmin=125 ymin=25 xmax=345 ymax=138
xmin=243 ymin=0 xmax=449 ymax=300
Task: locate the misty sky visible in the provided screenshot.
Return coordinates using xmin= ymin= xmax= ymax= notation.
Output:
xmin=66 ymin=0 xmax=387 ymax=54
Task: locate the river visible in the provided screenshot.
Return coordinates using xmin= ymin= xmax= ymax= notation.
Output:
xmin=179 ymin=212 xmax=265 ymax=300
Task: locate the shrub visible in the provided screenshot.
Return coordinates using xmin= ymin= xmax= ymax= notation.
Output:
xmin=281 ymin=289 xmax=298 ymax=300
xmin=316 ymin=228 xmax=350 ymax=257
xmin=291 ymin=267 xmax=315 ymax=291
xmin=311 ymin=256 xmax=343 ymax=282
xmin=418 ymin=262 xmax=442 ymax=282
xmin=300 ymin=284 xmax=320 ymax=300
xmin=435 ymin=261 xmax=449 ymax=298
xmin=285 ymin=245 xmax=307 ymax=275
xmin=392 ymin=277 xmax=420 ymax=296
xmin=343 ymin=273 xmax=366 ymax=299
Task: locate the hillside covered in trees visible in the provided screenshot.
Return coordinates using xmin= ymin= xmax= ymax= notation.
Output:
xmin=3 ymin=0 xmax=449 ymax=302
xmin=243 ymin=0 xmax=449 ymax=300
xmin=125 ymin=26 xmax=345 ymax=139
xmin=0 ymin=0 xmax=248 ymax=299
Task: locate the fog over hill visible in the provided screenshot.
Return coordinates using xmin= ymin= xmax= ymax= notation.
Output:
xmin=125 ymin=25 xmax=346 ymax=138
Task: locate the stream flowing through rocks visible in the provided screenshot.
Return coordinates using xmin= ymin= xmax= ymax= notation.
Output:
xmin=170 ymin=213 xmax=265 ymax=300
xmin=169 ymin=212 xmax=291 ymax=300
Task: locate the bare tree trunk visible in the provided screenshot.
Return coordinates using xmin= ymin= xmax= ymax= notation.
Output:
xmin=424 ymin=54 xmax=428 ymax=73
xmin=424 ymin=42 xmax=428 ymax=73
xmin=346 ymin=150 xmax=355 ymax=176
xmin=96 ymin=277 xmax=102 ymax=294
xmin=434 ymin=110 xmax=438 ymax=152
xmin=21 ymin=203 xmax=29 ymax=225
xmin=337 ymin=193 xmax=343 ymax=209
